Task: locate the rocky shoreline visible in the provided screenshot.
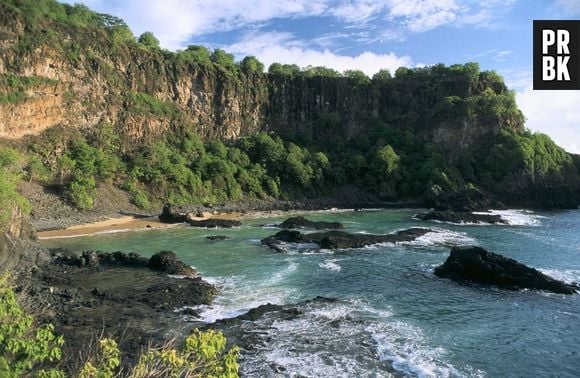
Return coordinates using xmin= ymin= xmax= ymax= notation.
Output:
xmin=15 ymin=249 xmax=218 ymax=371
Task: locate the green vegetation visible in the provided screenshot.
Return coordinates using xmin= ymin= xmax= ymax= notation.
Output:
xmin=0 ymin=147 xmax=30 ymax=228
xmin=0 ymin=273 xmax=64 ymax=377
xmin=0 ymin=0 xmax=577 ymax=210
xmin=0 ymin=275 xmax=239 ymax=377
xmin=0 ymin=74 xmax=58 ymax=105
xmin=137 ymin=31 xmax=159 ymax=50
xmin=128 ymin=92 xmax=179 ymax=117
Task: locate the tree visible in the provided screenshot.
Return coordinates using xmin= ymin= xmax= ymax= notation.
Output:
xmin=344 ymin=70 xmax=370 ymax=85
xmin=180 ymin=45 xmax=212 ymax=66
xmin=138 ymin=31 xmax=160 ymax=49
xmin=268 ymin=63 xmax=301 ymax=76
xmin=240 ymin=56 xmax=264 ymax=73
xmin=372 ymin=69 xmax=392 ymax=82
xmin=211 ymin=49 xmax=237 ymax=72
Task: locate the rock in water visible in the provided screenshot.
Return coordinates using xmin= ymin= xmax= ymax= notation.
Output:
xmin=206 ymin=235 xmax=229 ymax=241
xmin=416 ymin=210 xmax=507 ymax=225
xmin=434 ymin=246 xmax=578 ymax=294
xmin=186 ymin=218 xmax=241 ymax=228
xmin=148 ymin=251 xmax=197 ymax=277
xmin=261 ymin=228 xmax=433 ymax=251
xmin=278 ymin=216 xmax=343 ymax=230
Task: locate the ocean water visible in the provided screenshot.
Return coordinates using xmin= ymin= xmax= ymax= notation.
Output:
xmin=41 ymin=209 xmax=580 ymax=377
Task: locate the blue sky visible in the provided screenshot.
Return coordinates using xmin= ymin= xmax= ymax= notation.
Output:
xmin=62 ymin=0 xmax=580 ymax=153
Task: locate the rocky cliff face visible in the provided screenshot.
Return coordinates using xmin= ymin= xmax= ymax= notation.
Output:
xmin=0 ymin=205 xmax=48 ymax=272
xmin=0 ymin=6 xmax=269 ymax=145
xmin=0 ymin=5 xmax=522 ymax=154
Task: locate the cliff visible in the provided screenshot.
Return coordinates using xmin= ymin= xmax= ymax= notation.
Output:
xmin=0 ymin=0 xmax=577 ymax=211
xmin=0 ymin=1 xmax=522 ymax=154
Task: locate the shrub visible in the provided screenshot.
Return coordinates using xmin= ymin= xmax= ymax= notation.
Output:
xmin=137 ymin=31 xmax=160 ymax=49
xmin=131 ymin=329 xmax=239 ymax=377
xmin=68 ymin=175 xmax=96 ymax=210
xmin=0 ymin=147 xmax=30 ymax=228
xmin=0 ymin=274 xmax=64 ymax=377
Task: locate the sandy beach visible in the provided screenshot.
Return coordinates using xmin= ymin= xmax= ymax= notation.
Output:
xmin=36 ymin=211 xmax=245 ymax=239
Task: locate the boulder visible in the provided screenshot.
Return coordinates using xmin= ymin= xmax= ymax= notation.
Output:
xmin=278 ymin=216 xmax=343 ymax=230
xmin=158 ymin=204 xmax=187 ymax=223
xmin=148 ymin=251 xmax=196 ymax=277
xmin=434 ymin=246 xmax=578 ymax=294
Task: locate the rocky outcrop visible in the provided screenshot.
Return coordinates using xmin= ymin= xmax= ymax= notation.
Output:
xmin=278 ymin=216 xmax=343 ymax=230
xmin=187 ymin=218 xmax=241 ymax=228
xmin=434 ymin=246 xmax=578 ymax=294
xmin=54 ymin=249 xmax=197 ymax=277
xmin=416 ymin=210 xmax=507 ymax=225
xmin=0 ymin=206 xmax=49 ymax=272
xmin=20 ymin=248 xmax=217 ymax=364
xmin=424 ymin=186 xmax=505 ymax=212
xmin=148 ymin=250 xmax=197 ymax=277
xmin=261 ymin=227 xmax=433 ymax=251
xmin=158 ymin=204 xmax=240 ymax=228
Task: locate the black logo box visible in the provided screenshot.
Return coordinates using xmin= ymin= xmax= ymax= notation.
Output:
xmin=533 ymin=20 xmax=580 ymax=90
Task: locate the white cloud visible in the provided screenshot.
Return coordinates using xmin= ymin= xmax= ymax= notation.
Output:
xmin=62 ymin=0 xmax=519 ymax=49
xmin=330 ymin=1 xmax=389 ymax=24
xmin=62 ymin=0 xmax=330 ymax=49
xmin=226 ymin=31 xmax=413 ymax=76
xmin=516 ymin=84 xmax=580 ymax=155
xmin=387 ymin=0 xmax=465 ymax=32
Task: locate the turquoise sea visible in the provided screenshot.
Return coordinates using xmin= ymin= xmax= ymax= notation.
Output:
xmin=41 ymin=209 xmax=580 ymax=377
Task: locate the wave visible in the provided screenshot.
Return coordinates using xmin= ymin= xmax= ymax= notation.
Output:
xmin=191 ymin=261 xmax=300 ymax=323
xmin=403 ymin=228 xmax=476 ymax=248
xmin=538 ymin=268 xmax=580 ymax=284
xmin=473 ymin=209 xmax=544 ymax=226
xmin=318 ymin=259 xmax=342 ymax=272
xmin=236 ymin=298 xmax=482 ymax=377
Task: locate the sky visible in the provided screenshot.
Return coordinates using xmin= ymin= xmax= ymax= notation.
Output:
xmin=61 ymin=0 xmax=580 ymax=154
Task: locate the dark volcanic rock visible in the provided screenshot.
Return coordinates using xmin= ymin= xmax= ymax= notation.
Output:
xmin=158 ymin=204 xmax=241 ymax=228
xmin=425 ymin=186 xmax=505 ymax=212
xmin=53 ymin=249 xmax=149 ymax=268
xmin=158 ymin=203 xmax=187 ymax=223
xmin=278 ymin=216 xmax=343 ymax=230
xmin=261 ymin=227 xmax=433 ymax=251
xmin=148 ymin=251 xmax=196 ymax=277
xmin=416 ymin=210 xmax=507 ymax=225
xmin=19 ymin=249 xmax=218 ymax=369
xmin=186 ymin=218 xmax=241 ymax=228
xmin=434 ymin=246 xmax=578 ymax=294
xmin=206 ymin=235 xmax=229 ymax=241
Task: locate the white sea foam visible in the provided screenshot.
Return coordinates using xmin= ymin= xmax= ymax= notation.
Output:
xmin=538 ymin=268 xmax=580 ymax=284
xmin=366 ymin=321 xmax=476 ymax=378
xmin=192 ymin=260 xmax=301 ymax=323
xmin=473 ymin=209 xmax=544 ymax=226
xmin=271 ymin=261 xmax=299 ymax=283
xmin=403 ymin=228 xmax=476 ymax=248
xmin=237 ymin=299 xmax=479 ymax=377
xmin=318 ymin=259 xmax=342 ymax=272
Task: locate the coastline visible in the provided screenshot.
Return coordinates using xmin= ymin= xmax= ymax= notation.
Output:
xmin=36 ymin=206 xmax=406 ymax=239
